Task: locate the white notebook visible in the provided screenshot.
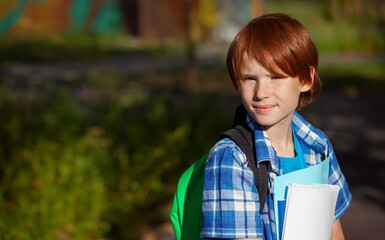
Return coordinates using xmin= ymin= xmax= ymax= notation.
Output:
xmin=282 ymin=183 xmax=340 ymax=240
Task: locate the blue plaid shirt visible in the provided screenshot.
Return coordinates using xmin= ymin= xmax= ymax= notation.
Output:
xmin=201 ymin=112 xmax=352 ymax=239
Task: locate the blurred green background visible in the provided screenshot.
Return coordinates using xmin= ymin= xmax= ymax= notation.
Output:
xmin=0 ymin=0 xmax=384 ymax=239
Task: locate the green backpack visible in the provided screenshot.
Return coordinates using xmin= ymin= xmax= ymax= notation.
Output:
xmin=169 ymin=106 xmax=268 ymax=240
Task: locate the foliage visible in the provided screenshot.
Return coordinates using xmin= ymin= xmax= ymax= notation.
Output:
xmin=267 ymin=0 xmax=385 ymax=53
xmin=0 ymin=70 xmax=235 ymax=239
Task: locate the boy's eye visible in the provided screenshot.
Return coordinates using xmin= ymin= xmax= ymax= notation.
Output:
xmin=242 ymin=76 xmax=256 ymax=81
xmin=271 ymin=75 xmax=288 ymax=80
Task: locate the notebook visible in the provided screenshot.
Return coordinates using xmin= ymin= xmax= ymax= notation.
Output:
xmin=273 ymin=157 xmax=330 ymax=239
xmin=281 ymin=183 xmax=340 ymax=240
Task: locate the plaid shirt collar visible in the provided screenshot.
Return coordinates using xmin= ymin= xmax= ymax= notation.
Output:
xmin=245 ymin=112 xmax=327 ymax=175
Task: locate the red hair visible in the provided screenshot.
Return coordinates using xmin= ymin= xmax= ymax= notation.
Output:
xmin=227 ymin=13 xmax=321 ymax=110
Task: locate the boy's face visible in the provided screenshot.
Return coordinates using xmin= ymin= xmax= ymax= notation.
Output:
xmin=239 ymin=54 xmax=311 ymax=130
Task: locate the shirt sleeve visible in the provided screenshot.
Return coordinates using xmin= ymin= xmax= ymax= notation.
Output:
xmin=325 ymin=136 xmax=352 ymax=220
xmin=200 ymin=138 xmax=264 ymax=239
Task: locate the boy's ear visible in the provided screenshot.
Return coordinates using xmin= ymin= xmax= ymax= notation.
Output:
xmin=310 ymin=66 xmax=315 ymax=82
xmin=300 ymin=66 xmax=315 ymax=92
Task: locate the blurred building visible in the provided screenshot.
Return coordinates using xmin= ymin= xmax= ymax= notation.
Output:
xmin=0 ymin=0 xmax=264 ymax=42
xmin=0 ymin=0 xmax=122 ymax=36
xmin=121 ymin=0 xmax=264 ymax=42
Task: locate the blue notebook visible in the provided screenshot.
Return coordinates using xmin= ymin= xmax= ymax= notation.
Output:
xmin=277 ymin=199 xmax=287 ymax=239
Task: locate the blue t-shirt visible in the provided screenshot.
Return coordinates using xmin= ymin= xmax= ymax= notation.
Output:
xmin=278 ymin=127 xmax=307 ymax=174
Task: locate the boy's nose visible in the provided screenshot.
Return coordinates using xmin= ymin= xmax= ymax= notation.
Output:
xmin=254 ymin=81 xmax=271 ymax=100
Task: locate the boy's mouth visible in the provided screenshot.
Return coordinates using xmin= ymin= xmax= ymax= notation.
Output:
xmin=254 ymin=105 xmax=276 ymax=113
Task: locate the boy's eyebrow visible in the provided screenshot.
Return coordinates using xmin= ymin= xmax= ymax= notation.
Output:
xmin=240 ymin=73 xmax=255 ymax=77
xmin=240 ymin=72 xmax=287 ymax=78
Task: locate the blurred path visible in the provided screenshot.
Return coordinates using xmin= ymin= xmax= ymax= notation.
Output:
xmin=1 ymin=44 xmax=384 ymax=82
xmin=0 ymin=44 xmax=226 ymax=82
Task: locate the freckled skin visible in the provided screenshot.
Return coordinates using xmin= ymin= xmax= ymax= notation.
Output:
xmin=238 ymin=54 xmax=311 ymax=133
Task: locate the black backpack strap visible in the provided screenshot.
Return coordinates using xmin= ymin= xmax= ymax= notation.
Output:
xmin=221 ymin=121 xmax=268 ymax=214
xmin=232 ymin=104 xmax=249 ymax=128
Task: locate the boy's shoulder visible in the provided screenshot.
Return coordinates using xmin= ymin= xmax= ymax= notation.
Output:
xmin=206 ymin=138 xmax=248 ymax=169
xmin=209 ymin=138 xmax=237 ymax=152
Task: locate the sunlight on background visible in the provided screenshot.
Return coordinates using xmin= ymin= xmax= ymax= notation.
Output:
xmin=0 ymin=0 xmax=384 ymax=240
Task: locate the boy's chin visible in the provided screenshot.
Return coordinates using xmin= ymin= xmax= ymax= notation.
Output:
xmin=252 ymin=114 xmax=293 ymax=130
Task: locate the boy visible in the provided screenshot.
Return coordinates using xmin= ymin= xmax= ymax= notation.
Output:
xmin=201 ymin=13 xmax=351 ymax=240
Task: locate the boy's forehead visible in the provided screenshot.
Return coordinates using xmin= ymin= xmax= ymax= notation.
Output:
xmin=240 ymin=54 xmax=262 ymax=71
xmin=241 ymin=52 xmax=256 ymax=64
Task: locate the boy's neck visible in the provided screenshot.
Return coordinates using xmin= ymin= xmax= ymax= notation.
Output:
xmin=265 ymin=123 xmax=295 ymax=158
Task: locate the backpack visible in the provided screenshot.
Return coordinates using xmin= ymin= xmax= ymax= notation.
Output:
xmin=169 ymin=105 xmax=268 ymax=240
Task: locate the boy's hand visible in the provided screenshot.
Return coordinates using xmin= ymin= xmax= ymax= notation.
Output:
xmin=331 ymin=219 xmax=345 ymax=240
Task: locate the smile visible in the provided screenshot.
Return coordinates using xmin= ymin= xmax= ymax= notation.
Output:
xmin=254 ymin=105 xmax=276 ymax=113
